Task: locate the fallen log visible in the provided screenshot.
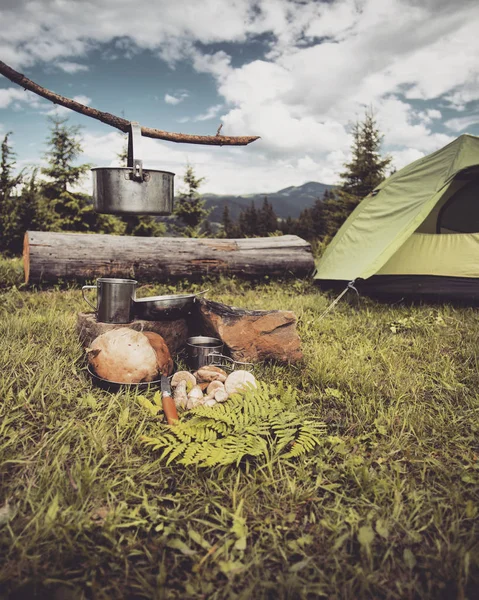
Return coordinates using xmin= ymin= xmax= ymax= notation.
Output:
xmin=24 ymin=231 xmax=314 ymax=284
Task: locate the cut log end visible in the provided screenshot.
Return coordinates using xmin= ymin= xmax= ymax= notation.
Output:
xmin=23 ymin=232 xmax=30 ymax=284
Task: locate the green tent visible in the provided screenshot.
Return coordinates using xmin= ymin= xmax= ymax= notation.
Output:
xmin=314 ymin=134 xmax=479 ymax=300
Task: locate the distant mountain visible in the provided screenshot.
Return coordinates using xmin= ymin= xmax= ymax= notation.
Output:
xmin=202 ymin=181 xmax=334 ymax=221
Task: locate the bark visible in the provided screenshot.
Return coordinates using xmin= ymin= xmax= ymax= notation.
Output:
xmin=24 ymin=231 xmax=314 ymax=284
xmin=0 ymin=60 xmax=259 ymax=147
xmin=196 ymin=298 xmax=303 ymax=364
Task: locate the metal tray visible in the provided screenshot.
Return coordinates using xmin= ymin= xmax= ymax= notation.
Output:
xmin=133 ymin=293 xmax=199 ymax=320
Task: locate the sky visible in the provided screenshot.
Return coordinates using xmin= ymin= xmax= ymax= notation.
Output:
xmin=0 ymin=0 xmax=478 ymax=196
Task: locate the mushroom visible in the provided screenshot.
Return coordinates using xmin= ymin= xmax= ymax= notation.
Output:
xmin=204 ymin=366 xmax=228 ymax=377
xmin=224 ymin=370 xmax=257 ymax=395
xmin=206 ymin=380 xmax=225 ymax=396
xmin=214 ymin=389 xmax=228 ymax=403
xmin=187 ymin=385 xmax=204 ymax=409
xmin=173 ymin=379 xmax=188 ymax=409
xmin=194 ymin=368 xmax=222 ymax=383
xmin=204 ymin=398 xmax=217 ymax=407
xmin=171 ymin=371 xmax=196 ymax=392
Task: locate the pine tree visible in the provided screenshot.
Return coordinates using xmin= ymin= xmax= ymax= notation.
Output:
xmin=294 ymin=198 xmax=327 ymax=241
xmin=41 ymin=116 xmax=90 ymax=200
xmin=0 ymin=132 xmax=23 ymax=252
xmin=257 ymin=196 xmax=278 ymax=235
xmin=321 ymin=188 xmax=358 ymax=242
xmin=221 ymin=204 xmax=241 ymax=238
xmin=280 ymin=215 xmax=296 ymax=235
xmin=239 ymin=201 xmax=258 ymax=237
xmin=0 ymin=132 xmax=22 ymax=200
xmin=319 ymin=109 xmax=393 ymax=243
xmin=41 ymin=116 xmax=124 ymax=233
xmin=173 ymin=164 xmax=209 ymax=237
xmin=222 ymin=204 xmax=232 ymax=236
xmin=9 ymin=169 xmax=55 ymax=254
xmin=339 ymin=109 xmax=392 ymax=200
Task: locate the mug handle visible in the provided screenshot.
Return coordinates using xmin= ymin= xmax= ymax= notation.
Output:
xmin=82 ymin=285 xmax=97 ymax=310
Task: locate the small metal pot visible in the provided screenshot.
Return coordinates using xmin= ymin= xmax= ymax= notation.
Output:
xmin=92 ymin=122 xmax=174 ymax=215
xmin=186 ymin=336 xmax=224 ymax=370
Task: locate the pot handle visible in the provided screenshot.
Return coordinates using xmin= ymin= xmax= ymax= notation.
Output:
xmin=127 ymin=121 xmax=143 ymax=181
xmin=82 ymin=285 xmax=97 ymax=311
xmin=208 ymin=353 xmax=254 ymax=372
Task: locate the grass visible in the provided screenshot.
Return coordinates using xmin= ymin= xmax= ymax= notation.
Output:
xmin=0 ymin=255 xmax=478 ymax=599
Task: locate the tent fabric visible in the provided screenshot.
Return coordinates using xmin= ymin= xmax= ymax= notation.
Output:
xmin=376 ymin=232 xmax=479 ymax=278
xmin=314 ymin=134 xmax=479 ymax=282
xmin=318 ymin=275 xmax=479 ymax=304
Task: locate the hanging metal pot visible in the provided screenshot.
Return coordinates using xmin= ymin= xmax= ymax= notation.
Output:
xmin=92 ymin=122 xmax=174 ymax=215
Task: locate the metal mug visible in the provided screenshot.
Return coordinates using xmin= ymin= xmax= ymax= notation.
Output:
xmin=186 ymin=336 xmax=224 ymax=370
xmin=82 ymin=278 xmax=137 ymax=323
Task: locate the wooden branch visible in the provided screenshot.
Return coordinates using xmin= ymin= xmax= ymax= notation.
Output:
xmin=0 ymin=60 xmax=260 ymax=147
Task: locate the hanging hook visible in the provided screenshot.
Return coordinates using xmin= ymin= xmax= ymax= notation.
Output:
xmin=127 ymin=121 xmax=143 ymax=181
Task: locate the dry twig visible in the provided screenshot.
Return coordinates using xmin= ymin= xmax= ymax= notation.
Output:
xmin=0 ymin=60 xmax=259 ymax=147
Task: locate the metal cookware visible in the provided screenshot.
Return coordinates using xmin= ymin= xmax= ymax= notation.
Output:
xmin=92 ymin=121 xmax=174 ymax=215
xmin=87 ymin=365 xmax=162 ymax=393
xmin=82 ymin=277 xmax=137 ymax=323
xmin=134 ymin=293 xmax=196 ymax=320
xmin=133 ymin=290 xmax=208 ymax=320
xmin=185 ymin=336 xmax=254 ymax=371
xmin=87 ymin=362 xmax=177 ymax=393
xmin=186 ymin=336 xmax=224 ymax=370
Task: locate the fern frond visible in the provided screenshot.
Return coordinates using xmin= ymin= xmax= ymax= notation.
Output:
xmin=165 ymin=442 xmax=189 ymax=465
xmin=140 ymin=382 xmax=326 ymax=467
xmin=179 ymin=441 xmax=203 ymax=465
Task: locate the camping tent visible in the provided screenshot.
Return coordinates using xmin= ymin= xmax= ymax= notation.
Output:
xmin=314 ymin=134 xmax=479 ymax=301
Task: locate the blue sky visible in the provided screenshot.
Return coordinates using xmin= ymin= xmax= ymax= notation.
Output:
xmin=1 ymin=0 xmax=478 ymax=195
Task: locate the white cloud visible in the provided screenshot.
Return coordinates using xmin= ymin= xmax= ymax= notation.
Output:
xmin=0 ymin=0 xmax=478 ymax=194
xmin=55 ymin=61 xmax=89 ymax=74
xmin=0 ymin=1 xmax=257 ymax=68
xmin=0 ymin=87 xmax=44 ymax=109
xmin=444 ymin=114 xmax=479 ymax=132
xmin=164 ymin=92 xmax=188 ymax=105
xmin=372 ymin=97 xmax=453 ymax=152
xmin=194 ymin=104 xmax=223 ymax=122
xmin=389 ymin=148 xmax=425 ymax=171
xmin=182 ymin=104 xmax=223 ymax=123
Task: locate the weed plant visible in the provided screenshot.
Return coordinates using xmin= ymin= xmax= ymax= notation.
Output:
xmin=0 ymin=260 xmax=478 ymax=599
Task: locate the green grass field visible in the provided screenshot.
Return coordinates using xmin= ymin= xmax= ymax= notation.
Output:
xmin=0 ymin=256 xmax=478 ymax=599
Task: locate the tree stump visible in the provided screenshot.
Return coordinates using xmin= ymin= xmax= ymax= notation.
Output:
xmin=76 ymin=313 xmax=189 ymax=354
xmin=196 ymin=299 xmax=303 ymax=364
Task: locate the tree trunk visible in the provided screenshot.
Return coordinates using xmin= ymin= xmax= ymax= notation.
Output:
xmin=24 ymin=231 xmax=314 ymax=284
